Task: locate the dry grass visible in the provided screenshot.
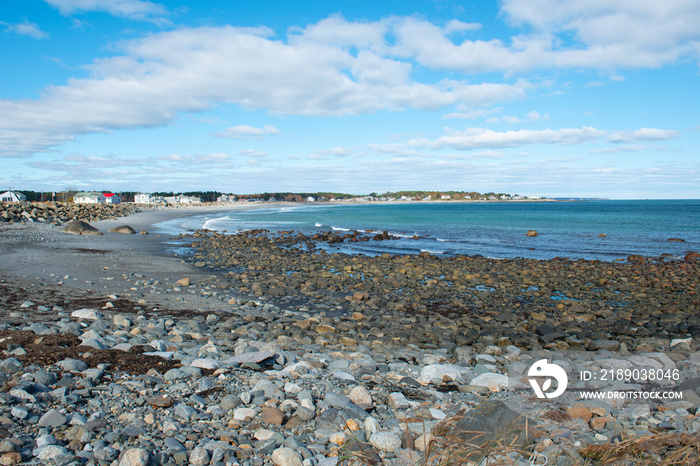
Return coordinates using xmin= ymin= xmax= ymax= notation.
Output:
xmin=579 ymin=432 xmax=700 ymax=465
xmin=338 ymin=412 xmax=700 ymax=466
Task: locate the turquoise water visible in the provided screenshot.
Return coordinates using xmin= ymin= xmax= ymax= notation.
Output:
xmin=155 ymin=200 xmax=700 ymax=261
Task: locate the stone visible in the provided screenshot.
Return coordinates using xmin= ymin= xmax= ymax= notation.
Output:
xmin=0 ymin=358 xmax=22 ymax=375
xmin=72 ymin=308 xmax=103 ymax=320
xmin=419 ymin=364 xmax=470 ymax=384
xmin=348 ymin=385 xmax=373 ymax=408
xmin=119 ymin=448 xmax=149 ymax=466
xmin=388 ymin=392 xmax=410 ymax=409
xmin=588 ymin=340 xmax=621 ymax=351
xmin=568 ymin=403 xmax=591 ymax=422
xmin=39 ymin=409 xmax=67 ymax=427
xmin=0 ymin=452 xmax=21 ymax=465
xmin=233 ymin=407 xmax=257 ymax=421
xmin=224 ymin=350 xmax=276 ymax=364
xmin=469 ymin=372 xmax=509 ymax=391
xmin=189 ymin=447 xmax=210 ymax=466
xmin=369 ymin=432 xmax=402 ymax=453
xmin=271 ymin=447 xmax=302 ymax=466
xmin=147 ymin=395 xmax=174 ymax=408
xmin=109 ymin=225 xmax=137 ymax=234
xmin=190 ymin=358 xmax=221 ymax=370
xmin=526 ymin=230 xmax=538 ymax=237
xmin=36 ymin=445 xmax=69 ymax=461
xmin=64 ymin=220 xmax=102 ymax=235
xmin=440 ymin=401 xmax=534 ymax=460
xmin=261 ymin=407 xmax=285 ymax=425
xmin=57 ymin=358 xmax=88 ymax=372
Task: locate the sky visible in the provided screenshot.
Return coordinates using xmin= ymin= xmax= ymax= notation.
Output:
xmin=1 ymin=1 xmax=699 ymax=199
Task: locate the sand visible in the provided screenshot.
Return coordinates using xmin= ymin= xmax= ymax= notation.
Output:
xmin=0 ymin=204 xmax=259 ymax=311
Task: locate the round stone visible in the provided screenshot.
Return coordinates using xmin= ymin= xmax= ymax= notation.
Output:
xmin=369 ymin=432 xmax=402 ymax=452
xmin=270 ymin=447 xmax=302 ymax=466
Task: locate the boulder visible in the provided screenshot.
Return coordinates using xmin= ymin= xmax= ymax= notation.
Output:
xmin=63 ymin=220 xmax=102 ymax=235
xmin=526 ymin=230 xmax=538 ymax=237
xmin=109 ymin=225 xmax=137 ymax=234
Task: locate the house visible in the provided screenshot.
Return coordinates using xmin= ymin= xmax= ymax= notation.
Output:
xmin=307 ymin=196 xmax=316 ymax=202
xmin=164 ymin=195 xmax=202 ymax=204
xmin=103 ymin=193 xmax=120 ymax=204
xmin=74 ymin=192 xmax=106 ymax=204
xmin=217 ymin=194 xmax=236 ymax=203
xmin=0 ymin=191 xmax=27 ymax=203
xmin=284 ymin=194 xmax=304 ymax=202
xmin=441 ymin=194 xmax=451 ymax=200
xmin=135 ymin=193 xmax=164 ymax=204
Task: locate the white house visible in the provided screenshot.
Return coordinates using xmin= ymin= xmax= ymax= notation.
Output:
xmin=217 ymin=194 xmax=235 ymax=203
xmin=135 ymin=193 xmax=165 ymax=204
xmin=0 ymin=191 xmax=27 ymax=202
xmin=74 ymin=192 xmax=106 ymax=204
xmin=165 ymin=195 xmax=202 ymax=204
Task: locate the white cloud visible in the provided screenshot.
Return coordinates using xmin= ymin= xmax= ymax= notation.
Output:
xmin=2 ymin=20 xmax=49 ymax=39
xmin=316 ymin=147 xmax=352 ymax=157
xmin=45 ymin=0 xmax=169 ymax=22
xmin=503 ymin=115 xmax=522 ymax=124
xmin=388 ymin=3 xmax=700 ymax=72
xmin=0 ymin=21 xmax=534 ymax=157
xmin=215 ymin=125 xmax=280 ymax=139
xmin=607 ymin=128 xmax=680 ymax=143
xmin=589 ymin=144 xmax=648 ymax=154
xmin=239 ymin=149 xmax=267 ymax=158
xmin=408 ymin=126 xmax=681 ymax=151
xmin=161 ymin=152 xmax=230 ymax=163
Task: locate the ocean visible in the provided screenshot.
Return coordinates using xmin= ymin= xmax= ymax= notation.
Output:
xmin=155 ymin=200 xmax=700 ymax=261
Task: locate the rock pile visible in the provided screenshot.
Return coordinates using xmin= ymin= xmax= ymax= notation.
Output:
xmin=0 ymin=202 xmax=147 ymax=225
xmin=1 ymin=289 xmax=699 ymax=465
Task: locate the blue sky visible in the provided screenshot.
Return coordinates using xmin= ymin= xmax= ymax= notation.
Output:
xmin=1 ymin=0 xmax=699 ymax=198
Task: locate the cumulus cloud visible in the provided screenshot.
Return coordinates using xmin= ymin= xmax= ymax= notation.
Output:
xmin=45 ymin=0 xmax=169 ymax=22
xmin=2 ymin=8 xmax=698 ymax=158
xmin=2 ymin=20 xmax=49 ymax=39
xmin=0 ymin=22 xmax=536 ymax=157
xmin=214 ymin=125 xmax=280 ymax=139
xmin=408 ymin=126 xmax=680 ymax=150
xmin=239 ymin=149 xmax=267 ymax=158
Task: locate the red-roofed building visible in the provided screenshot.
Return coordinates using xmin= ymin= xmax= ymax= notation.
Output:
xmin=103 ymin=193 xmax=120 ymax=204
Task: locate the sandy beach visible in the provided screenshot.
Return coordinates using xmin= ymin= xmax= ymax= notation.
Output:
xmin=1 ymin=204 xmax=700 ymax=465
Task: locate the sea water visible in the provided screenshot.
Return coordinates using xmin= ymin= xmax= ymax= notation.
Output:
xmin=154 ymin=200 xmax=700 ymax=261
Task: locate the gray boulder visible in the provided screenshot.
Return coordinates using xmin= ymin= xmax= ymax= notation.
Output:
xmin=109 ymin=225 xmax=137 ymax=234
xmin=63 ymin=220 xmax=102 ymax=236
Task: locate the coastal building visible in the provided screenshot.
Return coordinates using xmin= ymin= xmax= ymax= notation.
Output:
xmin=134 ymin=193 xmax=165 ymax=204
xmin=164 ymin=195 xmax=202 ymax=204
xmin=284 ymin=194 xmax=304 ymax=202
xmin=0 ymin=191 xmax=27 ymax=203
xmin=74 ymin=192 xmax=121 ymax=204
xmin=74 ymin=192 xmax=105 ymax=204
xmin=216 ymin=194 xmax=237 ymax=203
xmin=103 ymin=193 xmax=120 ymax=204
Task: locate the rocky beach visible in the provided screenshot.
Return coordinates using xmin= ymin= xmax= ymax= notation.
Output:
xmin=1 ymin=202 xmax=699 ymax=466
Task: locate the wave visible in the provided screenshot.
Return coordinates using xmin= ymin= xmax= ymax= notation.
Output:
xmin=420 ymin=249 xmax=445 ymax=254
xmin=201 ymin=216 xmax=233 ymax=231
xmin=436 ymin=238 xmax=452 ymax=242
xmin=315 ymin=222 xmax=323 ymax=227
xmin=331 ymin=226 xmax=351 ymax=232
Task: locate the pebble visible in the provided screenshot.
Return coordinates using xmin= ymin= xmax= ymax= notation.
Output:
xmin=0 ymin=228 xmax=697 ymax=466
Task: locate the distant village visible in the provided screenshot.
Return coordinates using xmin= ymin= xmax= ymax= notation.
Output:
xmin=1 ymin=189 xmax=545 ymax=205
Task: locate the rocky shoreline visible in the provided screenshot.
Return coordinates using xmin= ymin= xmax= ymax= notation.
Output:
xmin=0 ymin=218 xmax=699 ymax=465
xmin=0 ymin=202 xmax=151 ymax=225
